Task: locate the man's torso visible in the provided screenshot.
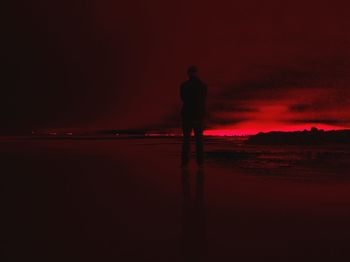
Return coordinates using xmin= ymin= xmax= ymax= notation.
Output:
xmin=180 ymin=77 xmax=207 ymax=121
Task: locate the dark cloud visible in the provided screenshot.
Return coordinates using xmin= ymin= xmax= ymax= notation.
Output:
xmin=206 ymin=116 xmax=247 ymax=127
xmin=197 ymin=58 xmax=350 ymax=130
xmin=289 ymin=119 xmax=350 ymax=125
xmin=216 ymin=58 xmax=350 ymax=103
xmin=289 ymin=90 xmax=350 ymax=114
xmin=209 ymin=103 xmax=258 ymax=113
xmin=289 ymin=103 xmax=323 ymax=113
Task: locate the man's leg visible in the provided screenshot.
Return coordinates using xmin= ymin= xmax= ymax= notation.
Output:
xmin=181 ymin=121 xmax=192 ymax=167
xmin=194 ymin=122 xmax=204 ymax=166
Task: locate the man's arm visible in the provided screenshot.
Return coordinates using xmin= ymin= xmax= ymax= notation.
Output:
xmin=180 ymin=83 xmax=186 ymax=102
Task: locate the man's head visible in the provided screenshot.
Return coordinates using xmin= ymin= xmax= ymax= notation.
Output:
xmin=187 ymin=65 xmax=198 ymax=78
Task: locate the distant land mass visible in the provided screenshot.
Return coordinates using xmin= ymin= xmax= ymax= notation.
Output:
xmin=97 ymin=129 xmax=148 ymax=136
xmin=247 ymin=127 xmax=350 ymax=145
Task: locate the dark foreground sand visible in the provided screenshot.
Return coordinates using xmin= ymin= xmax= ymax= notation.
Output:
xmin=2 ymin=137 xmax=350 ymax=261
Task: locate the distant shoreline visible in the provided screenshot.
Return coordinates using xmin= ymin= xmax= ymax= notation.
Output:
xmin=0 ymin=135 xmax=250 ymax=140
xmin=247 ymin=128 xmax=350 ymax=145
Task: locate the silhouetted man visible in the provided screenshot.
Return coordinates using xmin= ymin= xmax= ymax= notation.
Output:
xmin=180 ymin=65 xmax=207 ymax=168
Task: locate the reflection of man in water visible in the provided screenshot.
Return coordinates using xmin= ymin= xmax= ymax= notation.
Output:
xmin=180 ymin=65 xmax=207 ymax=168
xmin=181 ymin=168 xmax=207 ymax=261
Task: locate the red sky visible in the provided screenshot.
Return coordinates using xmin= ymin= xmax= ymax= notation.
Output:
xmin=3 ymin=0 xmax=350 ymax=134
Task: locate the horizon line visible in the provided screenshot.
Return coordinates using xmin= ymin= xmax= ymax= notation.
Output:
xmin=2 ymin=126 xmax=349 ymax=138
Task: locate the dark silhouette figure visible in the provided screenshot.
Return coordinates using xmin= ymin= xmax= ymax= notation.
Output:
xmin=180 ymin=65 xmax=207 ymax=167
xmin=181 ymin=168 xmax=207 ymax=262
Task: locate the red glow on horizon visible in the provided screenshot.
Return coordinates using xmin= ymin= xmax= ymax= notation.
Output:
xmin=204 ymin=123 xmax=348 ymax=136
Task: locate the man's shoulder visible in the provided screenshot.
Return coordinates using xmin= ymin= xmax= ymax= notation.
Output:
xmin=181 ymin=80 xmax=190 ymax=86
xmin=180 ymin=80 xmax=190 ymax=90
xmin=181 ymin=78 xmax=207 ymax=89
xmin=196 ymin=78 xmax=207 ymax=88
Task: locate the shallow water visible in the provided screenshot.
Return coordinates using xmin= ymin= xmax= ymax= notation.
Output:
xmin=2 ymin=137 xmax=350 ymax=261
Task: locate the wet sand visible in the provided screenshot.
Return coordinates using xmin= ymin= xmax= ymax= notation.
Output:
xmin=2 ymin=137 xmax=350 ymax=261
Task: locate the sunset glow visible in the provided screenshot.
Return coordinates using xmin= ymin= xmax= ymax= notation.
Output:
xmin=204 ymin=124 xmax=347 ymax=136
